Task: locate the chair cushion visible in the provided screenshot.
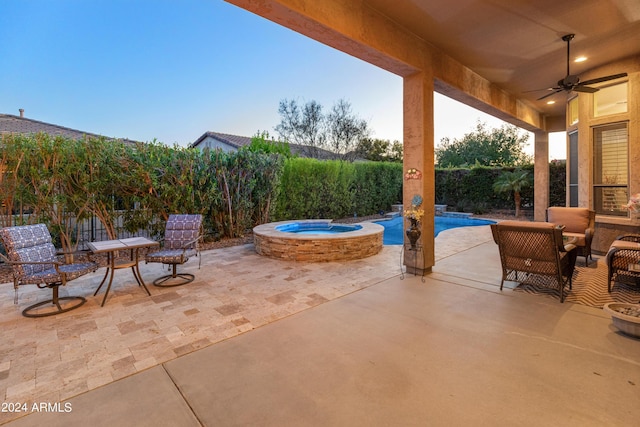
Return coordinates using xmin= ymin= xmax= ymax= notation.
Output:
xmin=164 ymin=214 xmax=202 ymax=250
xmin=0 ymin=224 xmax=98 ymax=285
xmin=0 ymin=223 xmax=52 ymax=251
xmin=609 ymin=240 xmax=640 ymax=251
xmin=547 ymin=207 xmax=590 ymax=234
xmin=562 ymin=231 xmax=586 ymax=247
xmin=146 ymin=248 xmax=196 ymax=264
xmin=20 ymin=262 xmax=98 ymax=285
xmin=58 ymin=262 xmax=99 ymax=279
xmin=0 ymin=224 xmax=58 ymax=278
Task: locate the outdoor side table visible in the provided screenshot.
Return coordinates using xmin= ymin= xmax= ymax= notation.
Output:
xmin=87 ymin=237 xmax=159 ymax=306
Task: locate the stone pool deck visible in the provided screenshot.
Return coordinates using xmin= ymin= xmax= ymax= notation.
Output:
xmin=1 ymin=224 xmax=638 ymax=426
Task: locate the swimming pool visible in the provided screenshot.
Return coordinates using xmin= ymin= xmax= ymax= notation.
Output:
xmin=374 ymin=216 xmax=496 ymax=245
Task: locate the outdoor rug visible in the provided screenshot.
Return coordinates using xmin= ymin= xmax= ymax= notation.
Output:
xmin=512 ymin=257 xmax=640 ymax=307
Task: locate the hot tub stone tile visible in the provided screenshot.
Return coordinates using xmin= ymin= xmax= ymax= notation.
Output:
xmin=253 ymin=220 xmax=383 ymax=262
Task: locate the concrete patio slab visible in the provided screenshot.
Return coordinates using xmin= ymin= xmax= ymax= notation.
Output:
xmin=159 ymin=274 xmax=640 ymax=425
xmin=3 ymin=366 xmax=199 ymax=427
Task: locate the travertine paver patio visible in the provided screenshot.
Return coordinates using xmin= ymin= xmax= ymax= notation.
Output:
xmin=0 ymin=224 xmax=495 ymax=425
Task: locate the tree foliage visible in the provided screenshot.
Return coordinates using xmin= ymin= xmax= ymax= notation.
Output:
xmin=275 ymin=98 xmax=371 ymax=161
xmin=0 ymin=133 xmax=285 ymax=250
xmin=243 ymin=131 xmax=293 ymax=158
xmin=435 ymin=121 xmax=532 ymax=167
xmin=275 ymin=99 xmax=325 ymax=159
xmin=272 ymin=158 xmax=403 ymax=220
xmin=492 ymin=169 xmax=533 ymax=217
xmin=549 ymin=160 xmax=567 ymax=207
xmin=325 ymin=100 xmax=370 ymax=161
xmin=355 ymin=138 xmax=403 ymax=162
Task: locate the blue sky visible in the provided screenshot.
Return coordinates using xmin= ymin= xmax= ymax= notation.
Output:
xmin=0 ymin=0 xmax=565 ymax=158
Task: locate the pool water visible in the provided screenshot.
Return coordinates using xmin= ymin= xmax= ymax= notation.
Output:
xmin=275 ymin=222 xmax=362 ymax=234
xmin=374 ymin=216 xmax=495 ymax=245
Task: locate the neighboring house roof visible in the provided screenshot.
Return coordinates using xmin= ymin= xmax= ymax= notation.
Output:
xmin=190 ymin=131 xmax=340 ymax=160
xmin=0 ymin=113 xmax=138 ymax=144
xmin=190 ymin=131 xmax=252 ymax=150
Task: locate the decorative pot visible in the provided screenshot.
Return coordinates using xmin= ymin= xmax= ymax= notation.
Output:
xmin=603 ymin=303 xmax=640 ymax=338
xmin=406 ymin=221 xmax=421 ymax=249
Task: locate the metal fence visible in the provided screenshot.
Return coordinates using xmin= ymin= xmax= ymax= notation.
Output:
xmin=74 ymin=213 xmax=155 ymax=250
xmin=0 ymin=211 xmax=155 ymax=256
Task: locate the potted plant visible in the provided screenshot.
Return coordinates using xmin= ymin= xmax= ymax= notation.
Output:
xmin=404 ymin=194 xmax=424 ymax=249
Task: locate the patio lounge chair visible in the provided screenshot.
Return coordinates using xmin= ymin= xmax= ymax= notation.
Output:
xmin=546 ymin=207 xmax=595 ymax=266
xmin=491 ymin=221 xmax=578 ymax=302
xmin=0 ymin=223 xmax=98 ymax=317
xmin=145 ymin=214 xmax=203 ymax=287
xmin=605 ymin=234 xmax=640 ymax=292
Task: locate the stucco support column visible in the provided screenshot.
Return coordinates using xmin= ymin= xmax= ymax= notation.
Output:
xmin=403 ymin=72 xmax=435 ymax=273
xmin=534 ymin=131 xmax=549 ymax=221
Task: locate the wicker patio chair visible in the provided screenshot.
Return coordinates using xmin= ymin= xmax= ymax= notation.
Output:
xmin=0 ymin=224 xmax=98 ymax=317
xmin=491 ymin=221 xmax=578 ymax=302
xmin=605 ymin=234 xmax=640 ymax=292
xmin=145 ymin=214 xmax=203 ymax=287
xmin=546 ymin=207 xmax=595 ymax=266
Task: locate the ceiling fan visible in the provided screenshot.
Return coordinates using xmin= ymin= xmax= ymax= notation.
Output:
xmin=532 ymin=34 xmax=627 ymax=101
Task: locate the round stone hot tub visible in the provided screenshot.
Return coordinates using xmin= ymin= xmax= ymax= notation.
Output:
xmin=253 ymin=219 xmax=384 ymax=262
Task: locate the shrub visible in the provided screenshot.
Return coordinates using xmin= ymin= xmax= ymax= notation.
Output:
xmin=435 ymin=162 xmax=565 ymax=213
xmin=273 ymin=159 xmax=403 ymax=221
xmin=0 ymin=134 xmax=285 ymax=247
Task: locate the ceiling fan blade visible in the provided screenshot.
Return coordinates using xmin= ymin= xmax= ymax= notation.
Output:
xmin=537 ymin=89 xmax=563 ymax=101
xmin=573 ymin=85 xmax=598 ymax=93
xmin=523 ymin=87 xmax=558 ymax=94
xmin=579 ymin=73 xmax=628 ymax=86
xmin=530 ymin=35 xmax=626 ymax=104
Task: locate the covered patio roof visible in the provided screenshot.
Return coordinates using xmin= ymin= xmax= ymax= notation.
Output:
xmin=226 ymin=0 xmax=640 ymax=133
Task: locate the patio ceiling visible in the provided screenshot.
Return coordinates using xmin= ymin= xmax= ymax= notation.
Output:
xmin=365 ymin=0 xmax=640 ymax=118
xmin=229 ymin=0 xmax=640 ymax=127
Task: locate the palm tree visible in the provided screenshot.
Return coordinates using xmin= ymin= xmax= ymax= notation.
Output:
xmin=492 ymin=169 xmax=532 ymax=217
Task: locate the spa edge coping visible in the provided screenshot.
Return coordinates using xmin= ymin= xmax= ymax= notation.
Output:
xmin=253 ymin=219 xmax=384 ymax=239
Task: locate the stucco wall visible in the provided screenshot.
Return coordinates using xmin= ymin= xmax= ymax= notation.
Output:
xmin=570 ymin=59 xmax=640 ymax=253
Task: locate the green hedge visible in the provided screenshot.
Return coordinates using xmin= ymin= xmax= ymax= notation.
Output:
xmin=352 ymin=162 xmax=403 ymax=215
xmin=1 ymin=133 xmax=568 ymax=251
xmin=435 ymin=162 xmax=566 ymax=214
xmin=0 ymin=134 xmax=286 ymax=248
xmin=274 ymin=160 xmax=565 ymax=220
xmin=272 ymin=159 xmax=403 ymax=220
xmin=435 ymin=166 xmax=515 ymax=213
xmin=549 ymin=160 xmax=567 ymax=207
